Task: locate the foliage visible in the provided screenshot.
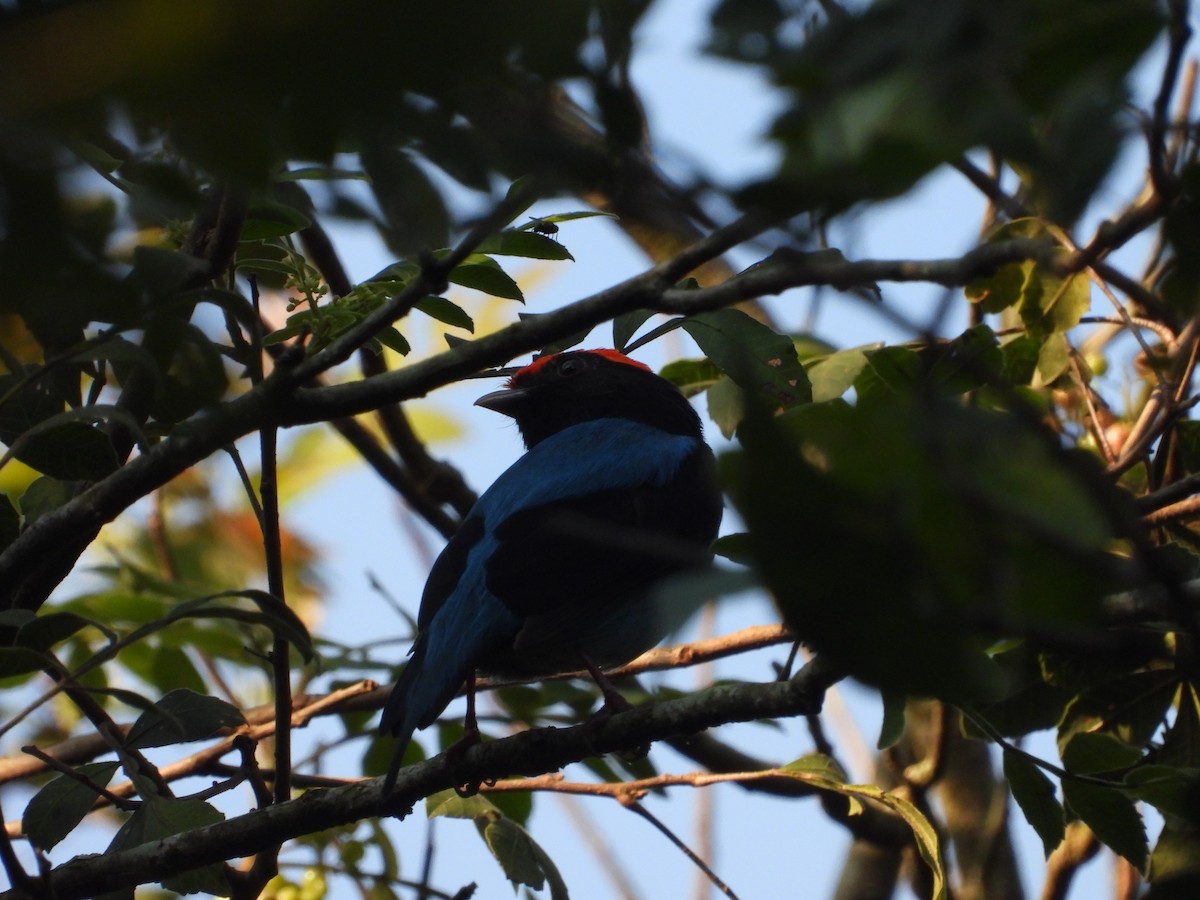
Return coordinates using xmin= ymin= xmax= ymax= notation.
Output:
xmin=1 ymin=1 xmax=1200 ymax=899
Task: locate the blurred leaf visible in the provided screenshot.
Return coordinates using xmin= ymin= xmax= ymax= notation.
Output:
xmin=612 ymin=309 xmax=656 ymax=351
xmin=361 ymin=143 xmax=449 ymax=257
xmin=1058 ymin=671 xmax=1180 ymax=756
xmin=1149 ymin=819 xmax=1200 ymax=891
xmin=776 ymin=759 xmax=946 ymax=899
xmin=705 ymin=375 xmax=744 ymax=439
xmin=965 ymin=220 xmax=1090 ymax=335
xmin=0 ymin=646 xmax=53 ymax=678
xmin=488 ymin=790 xmax=533 ymax=828
xmin=658 ymin=358 xmax=722 ymax=398
xmin=1126 ymin=766 xmax=1200 ymax=823
xmin=23 ymin=761 xmax=121 ymax=851
xmin=477 ymin=230 xmax=573 ymax=262
xmin=449 ymin=257 xmax=523 ymax=302
xmin=1062 ymin=732 xmax=1142 ymax=775
xmin=414 ymin=296 xmax=474 ymax=332
xmin=375 ymin=326 xmax=411 ymax=356
xmin=723 ymin=393 xmax=1120 ymax=701
xmin=0 ymin=372 xmax=65 ymax=446
xmin=711 ymin=532 xmax=752 ymax=566
xmin=19 ymin=476 xmax=77 ymax=527
xmin=878 ymin=690 xmax=906 ymax=750
xmin=14 ymin=611 xmax=95 ymax=652
xmin=808 ymin=346 xmax=874 ymax=402
xmin=148 ymin=321 xmax=229 ymax=424
xmin=7 ymin=420 xmax=119 ymax=481
xmin=130 ymin=246 xmax=209 ymax=300
xmin=1003 ymin=750 xmax=1064 ymax=858
xmin=240 ymin=201 xmax=311 ymax=240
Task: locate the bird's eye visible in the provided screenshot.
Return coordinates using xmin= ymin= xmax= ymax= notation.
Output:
xmin=558 ymin=357 xmax=585 ymax=377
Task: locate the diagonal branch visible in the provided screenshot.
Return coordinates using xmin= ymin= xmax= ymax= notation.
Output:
xmin=0 ymin=659 xmax=839 ymax=900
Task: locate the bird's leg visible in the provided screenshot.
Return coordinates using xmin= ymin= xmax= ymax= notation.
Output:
xmin=579 ymin=654 xmax=649 ymax=761
xmin=581 ymin=653 xmax=632 ymax=714
xmin=447 ymin=672 xmax=486 ymax=796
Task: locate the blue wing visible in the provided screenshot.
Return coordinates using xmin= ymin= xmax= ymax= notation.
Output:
xmin=380 ymin=419 xmax=716 ymax=772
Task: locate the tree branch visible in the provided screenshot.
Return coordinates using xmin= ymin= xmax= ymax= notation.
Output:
xmin=1 ymin=659 xmax=837 ymax=900
xmin=0 ymin=229 xmax=1054 ymax=610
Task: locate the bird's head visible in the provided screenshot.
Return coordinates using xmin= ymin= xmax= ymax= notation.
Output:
xmin=475 ymin=349 xmax=703 ymax=448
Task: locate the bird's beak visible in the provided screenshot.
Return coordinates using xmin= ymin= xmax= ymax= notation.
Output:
xmin=475 ymin=386 xmax=528 ymax=418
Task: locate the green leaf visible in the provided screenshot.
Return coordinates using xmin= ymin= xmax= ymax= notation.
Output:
xmin=854 ymin=346 xmax=921 ymax=404
xmin=0 ymin=372 xmax=65 ymax=446
xmin=1062 ymin=779 xmax=1148 ymax=872
xmin=147 ymin=321 xmax=229 ymax=424
xmin=1156 ymin=683 xmax=1200 ymax=768
xmin=1149 ymin=818 xmax=1200 ymax=885
xmin=427 ymin=789 xmax=569 ymax=897
xmin=14 ymin=611 xmax=94 ymax=652
xmin=705 ymin=375 xmax=745 ymax=439
xmin=23 ymin=762 xmax=121 ymax=851
xmin=775 ymin=763 xmax=946 ymax=899
xmin=476 ymin=230 xmax=573 ymax=261
xmin=0 ymin=646 xmax=53 ymax=678
xmin=106 ymin=797 xmax=229 ymax=896
xmin=1003 ymin=750 xmax=1064 ymax=858
xmin=519 ymin=210 xmax=618 ymax=226
xmin=683 ymin=308 xmax=811 ymax=408
xmin=17 ymin=476 xmax=76 ymax=527
xmin=375 ymin=326 xmax=412 ymax=356
xmin=1125 ymin=766 xmax=1200 ymax=823
xmin=9 ymin=421 xmax=119 ymax=481
xmin=658 ymin=358 xmax=722 ymax=398
xmin=236 ymin=257 xmax=299 ymax=277
xmin=711 ymin=532 xmax=752 ymax=565
xmin=807 ymin=346 xmax=875 ymax=402
xmin=240 ymin=201 xmax=312 ymax=240
xmin=1035 ymin=332 xmax=1071 ymax=385
xmin=414 ymin=296 xmax=474 ymax=332
xmin=612 ymin=309 xmax=656 ymax=351
xmin=449 ymin=259 xmax=523 ymax=301
xmin=131 ymin=246 xmax=210 ymax=300
xmin=724 ymin=393 xmax=1117 ymax=702
xmin=1058 ymin=671 xmax=1180 ymax=755
xmin=780 ymin=752 xmax=849 ymax=783
xmin=479 ymin=816 xmax=570 ymax=900
xmin=965 ymin=220 xmax=1089 ymax=334
xmin=172 ymin=589 xmax=315 ymax=663
xmin=1061 ymin=732 xmax=1143 ymax=775
xmin=878 ymin=690 xmax=907 ymax=750
xmin=126 ymin=689 xmax=246 ymax=749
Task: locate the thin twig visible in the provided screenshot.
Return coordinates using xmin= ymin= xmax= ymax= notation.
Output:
xmin=626 ymin=802 xmax=740 ymax=900
xmin=20 ymin=745 xmax=137 ymax=811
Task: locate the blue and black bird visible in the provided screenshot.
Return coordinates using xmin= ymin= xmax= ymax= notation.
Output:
xmin=380 ymin=349 xmax=723 ymax=789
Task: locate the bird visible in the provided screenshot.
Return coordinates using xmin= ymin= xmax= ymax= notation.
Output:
xmin=380 ymin=348 xmax=723 ymax=790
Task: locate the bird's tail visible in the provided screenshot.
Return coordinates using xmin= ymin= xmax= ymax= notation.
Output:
xmin=379 ymin=639 xmax=469 ymax=792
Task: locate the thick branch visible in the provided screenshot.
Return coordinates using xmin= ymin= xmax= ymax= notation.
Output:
xmin=1 ymin=661 xmax=837 ymax=900
xmin=0 ymin=231 xmax=1051 ymax=609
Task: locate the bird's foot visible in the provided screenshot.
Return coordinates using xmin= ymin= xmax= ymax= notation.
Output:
xmin=442 ymin=725 xmax=486 ymax=795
